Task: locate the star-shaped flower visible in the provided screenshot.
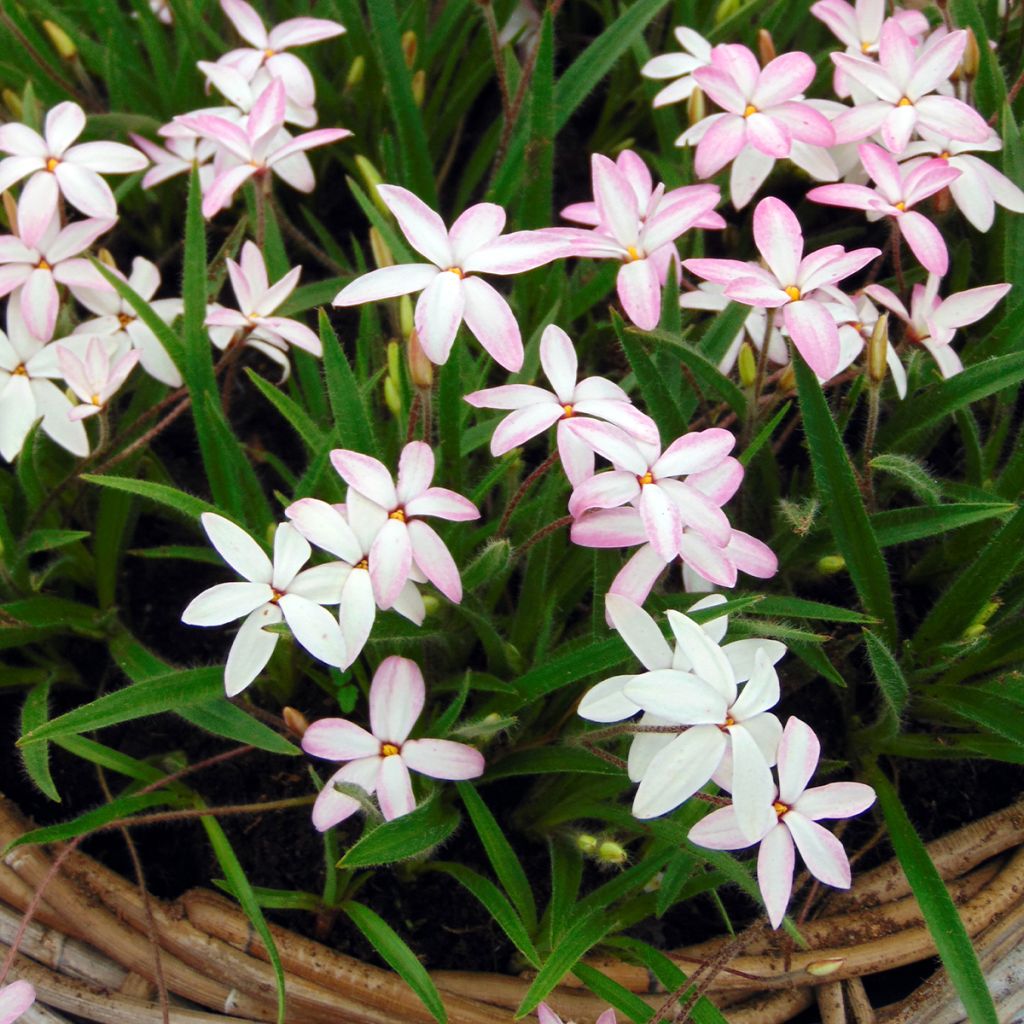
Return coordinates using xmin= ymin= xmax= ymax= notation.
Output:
xmin=57 ymin=337 xmax=139 ymax=420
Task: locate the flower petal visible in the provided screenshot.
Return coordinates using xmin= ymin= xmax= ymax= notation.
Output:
xmin=333 ymin=263 xmax=439 ymax=305
xmin=279 ymin=593 xmax=347 ymax=667
xmin=402 ymin=738 xmax=484 ymax=780
xmin=302 ymin=718 xmax=380 ymax=761
xmin=181 ymin=582 xmax=271 ymax=626
xmin=330 ymin=450 xmax=397 ymax=509
xmin=415 ymin=270 xmax=465 ymax=366
xmin=201 ymin=512 xmax=273 ymax=583
xmin=783 ymin=300 xmax=841 ymax=379
xmin=753 ymin=197 xmax=802 ymax=286
xmin=777 ymin=716 xmax=820 ymax=805
xmin=377 ymin=754 xmax=416 ymax=820
xmin=757 ymin=823 xmax=796 ymax=928
xmin=461 ymin=275 xmax=523 ymax=371
xmin=311 ymin=757 xmax=379 ymax=831
xmin=606 ymin=593 xmax=672 ymax=670
xmin=785 ymin=812 xmax=851 ymax=889
xmin=224 ymin=603 xmax=281 ymax=696
xmin=368 ymin=518 xmax=412 ymax=609
xmin=378 ymin=184 xmax=452 ymax=267
xmin=370 ymin=655 xmax=425 ymax=744
xmin=795 ymin=781 xmax=876 ymax=821
xmin=631 ymin=726 xmax=726 ymax=818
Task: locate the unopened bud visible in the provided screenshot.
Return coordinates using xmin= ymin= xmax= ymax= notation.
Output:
xmin=778 ymin=363 xmax=796 ymax=392
xmin=576 ymin=833 xmax=598 ymax=854
xmin=411 ymin=69 xmax=426 ymax=108
xmin=933 ymin=186 xmax=953 ymax=216
xmin=2 ymin=192 xmax=17 ymax=235
xmin=43 ymin=20 xmax=77 ymax=59
xmin=282 ymin=706 xmax=309 ymax=737
xmin=97 ymin=247 xmax=116 ymax=268
xmin=369 ymin=226 xmax=392 ymax=271
xmin=355 ymin=156 xmax=387 ymax=214
xmin=757 ymin=29 xmax=776 ymax=67
xmin=867 ymin=312 xmax=889 ymax=385
xmin=407 ymin=329 xmax=433 ymax=389
xmin=964 ymin=600 xmax=1000 ymax=638
xmin=687 ymin=86 xmax=705 ymax=126
xmin=462 ymin=538 xmax=511 ymax=590
xmin=738 ymin=342 xmax=757 ymax=388
xmin=597 ymin=840 xmax=628 ymax=865
xmin=961 ymin=27 xmax=980 ymax=79
xmin=345 ymin=55 xmax=365 ymax=91
xmin=962 ymin=623 xmax=986 ymax=639
xmin=384 ymin=375 xmax=401 ymax=416
xmin=422 ymin=594 xmax=440 ymax=615
xmin=806 ymin=958 xmax=845 ymax=977
xmin=399 ymin=294 xmax=414 ymax=339
xmin=401 ymin=30 xmax=418 ymax=69
xmin=2 ymin=89 xmax=22 ymax=120
xmin=818 ymin=554 xmax=846 ymax=575
xmin=386 ymin=339 xmax=401 ymax=382
xmin=714 ymin=0 xmax=742 ymax=24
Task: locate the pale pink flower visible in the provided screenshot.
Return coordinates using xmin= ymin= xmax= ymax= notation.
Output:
xmin=830 ymin=22 xmax=990 ymax=154
xmin=285 ymin=489 xmax=427 ymax=666
xmin=0 ymin=216 xmax=115 ymax=340
xmin=206 ymin=240 xmax=320 ymax=377
xmin=329 ymin=442 xmax=479 ymax=609
xmin=807 ymin=143 xmax=959 ymax=276
xmin=69 ymin=255 xmax=183 ymax=387
xmin=0 ymin=102 xmax=146 ymax=246
xmin=557 ymin=151 xmax=722 ymax=330
xmin=334 ymin=186 xmax=569 ymax=371
xmin=131 ymin=130 xmax=217 ymax=190
xmin=902 ymin=129 xmax=1024 ymax=232
xmin=538 ymin=1003 xmax=616 ymax=1024
xmin=302 ymin=656 xmax=484 ymax=830
xmin=198 ymin=59 xmax=317 ymax=129
xmin=689 ymin=716 xmax=876 ymax=929
xmin=218 ymin=0 xmax=345 ymax=109
xmin=57 ymin=337 xmax=140 ymax=420
xmin=0 ymin=303 xmax=88 ymax=460
xmin=811 ymin=0 xmax=928 ymax=98
xmin=567 ymin=422 xmax=739 ymax=564
xmin=0 ymin=980 xmax=35 ymax=1024
xmin=684 ymin=197 xmax=880 ymax=378
xmin=177 ymin=78 xmax=350 ymax=218
xmin=866 ymin=275 xmax=1011 ymax=379
xmin=464 ymin=323 xmax=657 ymax=485
xmin=181 ymin=514 xmax=348 ymax=696
xmin=641 ymin=27 xmax=713 ymax=107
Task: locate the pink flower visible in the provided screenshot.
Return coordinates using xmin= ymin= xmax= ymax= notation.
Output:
xmin=689 ymin=45 xmax=834 ymax=177
xmin=538 ymin=1003 xmax=615 ymax=1024
xmin=218 ymin=0 xmax=345 ymax=109
xmin=0 ymin=980 xmax=35 ymax=1024
xmin=0 ymin=216 xmax=115 ymax=341
xmin=335 ymin=187 xmax=569 ymax=371
xmin=866 ymin=275 xmax=1011 ymax=379
xmin=641 ymin=27 xmax=713 ymax=107
xmin=285 ymin=489 xmax=427 ymax=666
xmin=807 ymin=143 xmax=959 ymax=276
xmin=302 ymin=656 xmax=484 ymax=830
xmin=902 ymin=129 xmax=1024 ymax=232
xmin=684 ymin=197 xmax=880 ymax=378
xmin=830 ymin=22 xmax=990 ymax=154
xmin=181 ymin=514 xmax=349 ymax=696
xmin=689 ymin=716 xmax=876 ymax=929
xmin=206 ymin=240 xmax=320 ymax=377
xmin=0 ymin=102 xmax=147 ymax=246
xmin=57 ymin=337 xmax=140 ymax=420
xmin=329 ymin=441 xmax=479 ymax=609
xmin=557 ymin=151 xmax=722 ymax=330
xmin=464 ymin=323 xmax=657 ymax=485
xmin=199 ymin=59 xmax=318 ymax=129
xmin=177 ymin=78 xmax=350 ymax=218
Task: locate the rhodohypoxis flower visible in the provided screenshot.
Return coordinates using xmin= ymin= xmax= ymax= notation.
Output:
xmin=830 ymin=22 xmax=990 ymax=154
xmin=178 ymin=79 xmax=350 ymax=217
xmin=811 ymin=0 xmax=928 ymax=98
xmin=333 ymin=185 xmax=569 ymax=371
xmin=807 ymin=143 xmax=959 ymax=276
xmin=58 ymin=338 xmax=139 ymax=420
xmin=206 ymin=241 xmax=320 ymax=375
xmin=567 ymin=422 xmax=738 ymax=564
xmin=0 ymin=102 xmax=147 ymax=246
xmin=689 ymin=716 xmax=876 ymax=928
xmin=866 ymin=275 xmax=1011 ymax=378
xmin=131 ymin=130 xmax=216 ymax=190
xmin=181 ymin=514 xmax=348 ymax=696
xmin=199 ymin=59 xmax=316 ymax=128
xmin=302 ymin=656 xmax=484 ymax=830
xmin=0 ymin=217 xmax=114 ymax=340
xmin=538 ymin=1003 xmax=615 ymax=1024
xmin=218 ymin=0 xmax=345 ymax=109
xmin=285 ymin=489 xmax=427 ymax=665
xmin=69 ymin=255 xmax=183 ymax=387
xmin=0 ymin=303 xmax=87 ymax=461
xmin=641 ymin=27 xmax=712 ymax=107
xmin=902 ymin=129 xmax=1024 ymax=232
xmin=329 ymin=442 xmax=479 ymax=608
xmin=0 ymin=981 xmax=35 ymax=1024
xmin=464 ymin=323 xmax=658 ymax=485
xmin=558 ymin=152 xmax=722 ymax=330
xmin=684 ymin=197 xmax=881 ymax=378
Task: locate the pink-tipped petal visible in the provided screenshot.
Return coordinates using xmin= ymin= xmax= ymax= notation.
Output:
xmin=617 ymin=258 xmax=661 ymax=331
xmin=415 ymin=270 xmax=465 ymax=366
xmin=540 ymin=324 xmax=578 ymax=402
xmin=785 ymin=812 xmax=852 ymax=888
xmin=898 ymin=211 xmax=948 ymax=276
xmin=302 ymin=718 xmax=380 ymax=761
xmin=330 ymin=450 xmax=397 ymax=509
xmin=461 ymin=275 xmax=523 ymax=371
xmin=370 ymin=656 xmax=425 ymax=744
xmin=448 ymin=203 xmax=506 ymax=266
xmin=404 ymin=486 xmax=478 ymax=521
xmin=570 ymin=508 xmax=649 ymax=549
xmin=753 ymin=197 xmax=802 ymax=285
xmin=490 ymin=402 xmax=563 ymax=455
xmin=694 ymin=114 xmax=747 ymax=179
xmin=752 ymin=52 xmax=815 ymax=108
xmin=311 ymin=757 xmax=380 ymax=830
xmin=377 ymin=754 xmax=416 ymax=820
xmin=368 ymin=518 xmax=412 ymax=609
xmin=757 ymin=823 xmax=796 ymax=928
xmin=784 ymin=300 xmax=841 ymax=379
xmin=777 ymin=717 xmax=820 ymax=805
xmin=402 ymin=739 xmax=484 ymax=780
xmin=378 ymin=184 xmax=452 ymax=267
xmin=407 ymin=518 xmax=462 ymax=603
xmin=795 ymin=781 xmax=876 ymax=821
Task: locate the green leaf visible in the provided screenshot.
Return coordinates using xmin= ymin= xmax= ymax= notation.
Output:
xmin=0 ymin=597 xmax=103 ymax=648
xmin=925 ymin=686 xmax=1024 ymax=748
xmin=795 ymin=355 xmax=897 ymax=643
xmin=320 ymin=310 xmax=380 ymax=457
xmin=572 ymin=963 xmax=654 ymax=1022
xmin=519 ymin=11 xmax=554 ymax=229
xmin=643 ymin=327 xmax=746 ymax=416
xmin=19 ymin=529 xmax=90 ymax=557
xmin=513 ymin=635 xmax=628 ymax=703
xmin=613 ymin=313 xmax=686 ymax=438
xmin=342 ymin=901 xmax=447 ymax=1024
xmin=740 ymin=400 xmax=791 ymax=467
xmin=484 ymin=746 xmax=622 ymax=779
xmin=948 ymin=0 xmax=1005 ymax=116
xmin=869 ymin=503 xmax=1015 ymax=547
xmin=20 ymin=681 xmax=59 ymax=802
xmin=867 ymin=765 xmax=999 ymax=1024
xmin=869 ymin=453 xmax=941 ymax=504
xmin=338 ymin=796 xmax=460 ymax=868
xmin=212 ymin=880 xmax=320 ymax=911
xmin=752 ymin=596 xmax=877 ymax=624
xmin=457 ymin=782 xmax=537 ymax=932
xmin=429 ymin=863 xmax=540 ymax=967
xmin=81 ymin=474 xmax=217 ymax=521
xmin=863 ymin=629 xmax=909 ymax=718
xmin=245 ymin=368 xmax=325 ymax=452
xmin=176 ymin=701 xmax=299 ymax=756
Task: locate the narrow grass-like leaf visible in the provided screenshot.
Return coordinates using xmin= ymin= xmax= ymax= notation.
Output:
xmin=740 ymin=400 xmax=791 ymax=467
xmin=643 ymin=327 xmax=746 ymax=416
xmin=572 ymin=963 xmax=655 ymax=1022
xmin=320 ymin=310 xmax=380 ymax=456
xmin=176 ymin=702 xmax=299 ymax=756
xmin=613 ymin=313 xmax=687 ymax=438
xmin=869 ymin=503 xmax=1014 ymax=547
xmin=867 ymin=765 xmax=999 ymax=1024
xmin=513 ymin=635 xmax=628 ymax=703
xmin=245 ymin=368 xmax=325 ymax=452
xmin=20 ymin=681 xmax=59 ymax=801
xmin=81 ymin=474 xmax=217 ymax=521
xmin=795 ymin=356 xmax=897 ymax=643
xmin=948 ymin=0 xmax=1005 ymax=116
xmin=925 ymin=687 xmax=1024 ymax=748
xmin=339 ymin=796 xmax=459 ymax=868
xmin=484 ymin=746 xmax=622 ymax=778
xmin=520 ymin=12 xmax=554 ymax=229
xmin=863 ymin=628 xmax=909 ymax=717
xmin=753 ymin=596 xmax=877 ymax=624
xmin=870 ymin=453 xmax=941 ymax=504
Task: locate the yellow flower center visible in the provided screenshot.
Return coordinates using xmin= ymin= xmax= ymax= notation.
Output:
xmin=117 ymin=313 xmax=134 ymax=328
xmin=625 ymin=245 xmax=641 ymax=262
xmin=940 ymin=151 xmax=951 ymax=160
xmin=784 ymin=285 xmax=801 ymax=302
xmin=860 ymin=41 xmax=872 ymax=53
xmin=356 ymin=558 xmax=369 ymax=570
xmin=12 ymin=364 xmax=27 ymax=376
xmin=638 ymin=471 xmax=654 ymax=486
xmin=448 ymin=266 xmax=464 ymax=278
xmin=46 ymin=157 xmax=60 ymax=173
xmin=897 ymin=96 xmax=913 ymax=107
xmin=264 ymin=48 xmax=276 ymax=59
xmin=718 ymin=714 xmax=736 ymax=731
xmin=894 ymin=201 xmax=907 ymax=212
xmin=37 ymin=258 xmax=50 ymax=271
xmin=380 ymin=742 xmax=400 ymax=757
xmin=90 ymin=393 xmax=102 ymax=406
xmin=389 ymin=508 xmax=406 ymax=522
xmin=269 ymin=587 xmax=285 ymax=604
xmin=773 ymin=801 xmax=790 ymax=818
xmin=743 ymin=104 xmax=758 ymax=117
xmin=561 ymin=403 xmax=574 ymax=417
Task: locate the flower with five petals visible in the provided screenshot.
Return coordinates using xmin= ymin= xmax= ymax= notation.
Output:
xmin=57 ymin=337 xmax=139 ymax=420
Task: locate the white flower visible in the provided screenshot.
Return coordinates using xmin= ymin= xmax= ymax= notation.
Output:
xmin=641 ymin=27 xmax=713 ymax=108
xmin=57 ymin=337 xmax=139 ymax=420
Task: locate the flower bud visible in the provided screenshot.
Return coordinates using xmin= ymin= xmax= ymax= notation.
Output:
xmin=422 ymin=594 xmax=440 ymax=615
xmin=407 ymin=328 xmax=433 ymax=389
xmin=345 ymin=55 xmax=365 ymax=91
xmin=806 ymin=958 xmax=845 ymax=977
xmin=867 ymin=312 xmax=889 ymax=386
xmin=687 ymin=86 xmax=705 ymax=127
xmin=575 ymin=833 xmax=598 ymax=854
xmin=961 ymin=27 xmax=980 ymax=79
xmin=714 ymin=0 xmax=742 ymax=24
xmin=757 ymin=29 xmax=776 ymax=67
xmin=401 ymin=30 xmax=418 ymax=68
xmin=386 ymin=339 xmax=401 ymax=383
xmin=963 ymin=600 xmax=1000 ymax=639
xmin=778 ymin=363 xmax=796 ymax=392
xmin=43 ymin=20 xmax=77 ymax=60
xmin=356 ymin=156 xmax=387 ymax=214
xmin=738 ymin=342 xmax=757 ymax=388
xmin=369 ymin=226 xmax=393 ymax=271
xmin=412 ymin=69 xmax=426 ymax=108
xmin=818 ymin=554 xmax=846 ymax=575
xmin=462 ymin=538 xmax=512 ymax=590
xmin=597 ymin=840 xmax=628 ymax=866
xmin=282 ymin=706 xmax=309 ymax=737
xmin=384 ymin=375 xmax=401 ymax=416
xmin=2 ymin=191 xmax=18 ymax=235
xmin=932 ymin=186 xmax=953 ymax=216
xmin=2 ymin=89 xmax=22 ymax=120
xmin=97 ymin=247 xmax=116 ymax=268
